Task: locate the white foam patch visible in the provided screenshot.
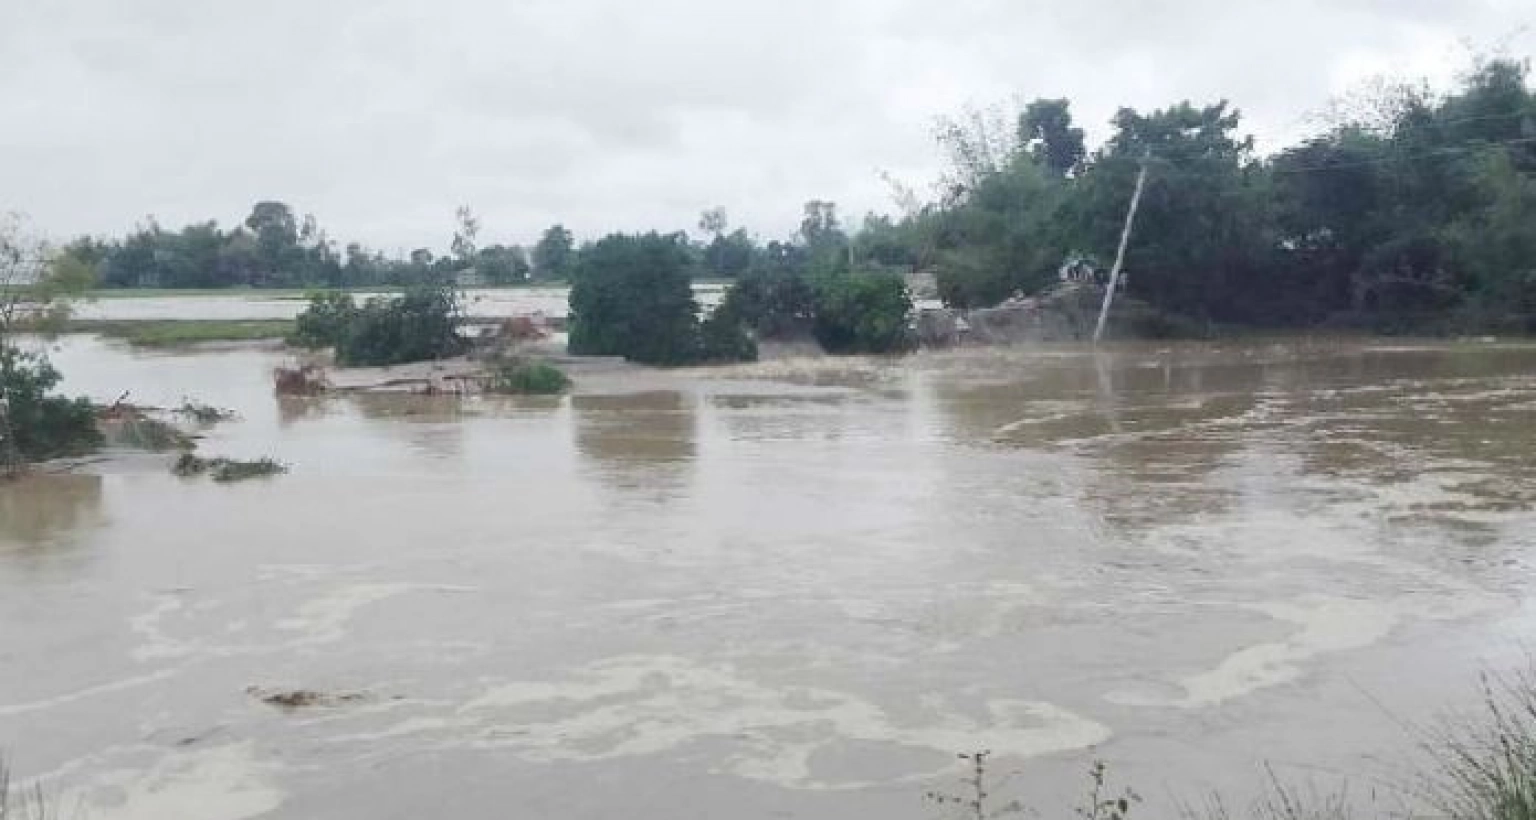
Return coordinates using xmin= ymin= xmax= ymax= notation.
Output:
xmin=275 ymin=582 xmax=476 ymax=646
xmin=458 ymin=654 xmax=1109 ymax=790
xmin=0 ymin=669 xmax=180 ymax=717
xmin=1107 ymin=592 xmax=1497 ymax=709
xmin=129 ymin=592 xmax=198 ymax=662
xmin=1167 ymin=598 xmax=1397 ymax=708
xmin=67 ymin=743 xmax=283 ymax=820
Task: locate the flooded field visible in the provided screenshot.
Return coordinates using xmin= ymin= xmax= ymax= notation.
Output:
xmin=73 ymin=285 xmax=727 ymax=322
xmin=2 ymin=335 xmax=1536 ymax=819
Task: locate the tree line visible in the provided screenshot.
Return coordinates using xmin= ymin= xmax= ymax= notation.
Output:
xmin=914 ymin=56 xmax=1536 ymax=331
xmin=59 ymin=57 xmax=1536 ymax=334
xmin=62 ymin=203 xmax=583 ymax=289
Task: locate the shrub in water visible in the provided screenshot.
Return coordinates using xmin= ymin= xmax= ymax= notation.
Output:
xmin=811 ymin=271 xmax=915 ymax=355
xmin=699 ymin=310 xmax=758 ymax=363
xmin=335 ymin=286 xmax=467 ymax=367
xmin=0 ymin=346 xmax=102 ymax=464
xmin=290 ymin=290 xmax=358 ymax=349
xmin=487 ymin=359 xmax=571 ymax=395
xmin=567 ymin=233 xmax=703 ymax=365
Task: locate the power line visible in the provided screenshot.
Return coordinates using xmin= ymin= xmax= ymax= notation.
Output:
xmin=1270 ymin=136 xmax=1536 ymax=175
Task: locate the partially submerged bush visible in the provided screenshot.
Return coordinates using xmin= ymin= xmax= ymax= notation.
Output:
xmin=811 ymin=271 xmax=915 ymax=354
xmin=173 ymin=453 xmax=287 ymax=483
xmin=713 ymin=268 xmax=912 ymax=356
xmin=335 ymin=287 xmax=467 ymax=367
xmin=568 ymin=233 xmax=704 ymax=365
xmin=290 ymin=290 xmax=358 ymax=349
xmin=0 ymin=346 xmax=102 ymax=465
xmin=698 ymin=309 xmax=759 ymax=363
xmin=486 ymin=359 xmax=571 ymax=395
xmin=716 ymin=268 xmax=817 ymax=339
xmin=173 ymin=399 xmax=236 ymax=424
xmin=291 ymin=286 xmax=467 ymax=367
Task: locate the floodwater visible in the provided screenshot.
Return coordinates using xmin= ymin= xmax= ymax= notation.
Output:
xmin=2 ymin=335 xmax=1536 ymax=820
xmin=73 ymin=285 xmax=727 ymax=321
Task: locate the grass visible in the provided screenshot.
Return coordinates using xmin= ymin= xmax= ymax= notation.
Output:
xmin=486 ymin=359 xmax=572 ymax=395
xmin=0 ymin=758 xmax=50 ymax=820
xmin=64 ymin=320 xmax=295 ymax=347
xmin=1422 ymin=670 xmax=1536 ymax=820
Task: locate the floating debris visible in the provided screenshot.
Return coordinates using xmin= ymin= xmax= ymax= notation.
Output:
xmin=173 ymin=454 xmax=288 ymax=483
xmin=246 ymin=686 xmax=368 ymax=711
xmin=274 ymin=364 xmax=328 ymax=396
xmin=173 ymin=400 xmax=238 ymax=424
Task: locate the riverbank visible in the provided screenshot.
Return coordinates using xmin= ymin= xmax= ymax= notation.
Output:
xmin=58 ymin=319 xmax=295 ymax=347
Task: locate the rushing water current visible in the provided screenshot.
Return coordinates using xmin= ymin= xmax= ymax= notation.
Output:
xmin=2 ymin=334 xmax=1535 ymax=819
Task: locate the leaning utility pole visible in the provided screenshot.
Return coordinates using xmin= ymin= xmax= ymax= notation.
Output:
xmin=1093 ymin=152 xmax=1150 ymax=344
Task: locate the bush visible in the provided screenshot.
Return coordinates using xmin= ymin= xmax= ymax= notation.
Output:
xmin=290 ymin=290 xmax=358 ymax=349
xmin=715 ymin=268 xmax=817 ymax=339
xmin=486 ymin=359 xmax=571 ymax=395
xmin=811 ymin=272 xmax=915 ymax=354
xmin=699 ymin=311 xmax=759 ymax=363
xmin=292 ymin=286 xmax=466 ymax=366
xmin=0 ymin=346 xmax=102 ymax=465
xmin=567 ymin=233 xmax=703 ymax=365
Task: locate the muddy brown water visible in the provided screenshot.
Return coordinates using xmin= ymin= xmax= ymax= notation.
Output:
xmin=2 ymin=335 xmax=1535 ymax=819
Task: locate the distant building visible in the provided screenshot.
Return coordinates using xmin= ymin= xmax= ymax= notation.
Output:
xmin=1058 ymin=255 xmax=1097 ymax=284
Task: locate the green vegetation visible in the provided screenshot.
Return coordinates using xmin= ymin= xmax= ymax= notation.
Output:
xmin=486 ymin=359 xmax=571 ymax=395
xmin=68 ymin=320 xmax=294 ymax=348
xmin=0 ymin=347 xmax=101 ymax=466
xmin=1425 ymin=671 xmax=1536 ymax=820
xmin=172 ymin=453 xmax=287 ymax=482
xmin=715 ymin=267 xmax=818 ymax=339
xmin=292 ymin=285 xmax=468 ymax=367
xmin=810 ymin=271 xmax=915 ymax=354
xmin=39 ymin=54 xmax=1536 ymax=340
xmin=62 ymin=201 xmax=553 ymax=291
xmin=1 ymin=219 xmax=102 ymax=470
xmin=568 ymin=232 xmax=711 ymax=365
xmin=289 ymin=290 xmax=358 ymax=349
xmin=919 ymin=59 xmax=1536 ymax=330
xmin=532 ymin=224 xmax=577 ymax=281
xmin=173 ymin=400 xmax=237 ymax=424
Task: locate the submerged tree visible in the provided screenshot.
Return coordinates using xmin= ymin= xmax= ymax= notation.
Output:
xmin=0 ymin=216 xmax=101 ymax=469
xmin=567 ymin=232 xmax=702 ymax=365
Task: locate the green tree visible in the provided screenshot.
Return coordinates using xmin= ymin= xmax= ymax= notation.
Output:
xmin=1020 ymin=98 xmax=1087 ymax=176
xmin=1 ymin=218 xmax=102 ymax=468
xmin=1068 ymin=101 xmax=1271 ymax=321
xmin=533 ymin=224 xmax=576 ymax=281
xmin=811 ymin=272 xmax=914 ymax=355
xmin=567 ymin=232 xmax=702 ymax=365
xmin=451 ymin=205 xmax=480 ymax=268
xmin=477 ymin=245 xmax=531 ymax=285
xmin=698 ymin=207 xmax=729 ymax=237
xmin=334 ymin=286 xmax=467 ymax=366
xmin=716 ymin=266 xmax=818 ymax=338
xmin=703 ymin=229 xmax=756 ymax=278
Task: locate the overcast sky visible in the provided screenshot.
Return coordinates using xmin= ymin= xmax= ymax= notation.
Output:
xmin=0 ymin=0 xmax=1529 ymax=254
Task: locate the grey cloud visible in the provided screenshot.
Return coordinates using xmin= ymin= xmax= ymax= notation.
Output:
xmin=0 ymin=0 xmax=1529 ymax=251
